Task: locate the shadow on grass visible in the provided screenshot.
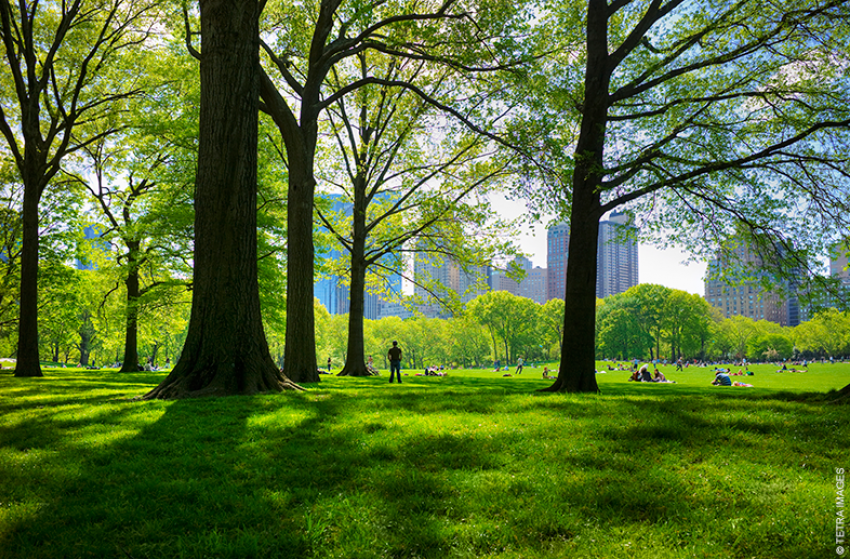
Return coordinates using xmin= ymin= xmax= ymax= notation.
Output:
xmin=0 ymin=373 xmax=842 ymax=559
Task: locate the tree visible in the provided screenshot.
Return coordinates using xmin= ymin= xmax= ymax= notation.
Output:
xmin=145 ymin=0 xmax=299 ymax=399
xmin=257 ymin=0 xmax=532 ymax=382
xmin=538 ymin=0 xmax=850 ymax=392
xmin=368 ymin=315 xmax=405 ymax=369
xmin=318 ymin=54 xmax=514 ymax=377
xmin=795 ymin=308 xmax=850 ymax=358
xmin=663 ymin=290 xmax=716 ymax=359
xmin=466 ymin=290 xmax=540 ymax=364
xmin=719 ymin=315 xmax=759 ymax=360
xmin=447 ymin=316 xmax=490 ymax=367
xmin=0 ymin=0 xmax=164 ymax=377
xmin=71 ymin=102 xmax=195 ymax=372
xmin=541 ymin=298 xmax=566 ymax=357
xmin=65 ymin=38 xmax=198 ymax=372
xmin=596 ymin=293 xmax=653 ymax=359
xmin=0 ymin=177 xmax=21 ymax=342
xmin=747 ymin=331 xmax=793 ymax=361
xmin=38 ymin=264 xmax=85 ymax=364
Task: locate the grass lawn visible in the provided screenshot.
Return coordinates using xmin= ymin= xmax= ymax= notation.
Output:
xmin=0 ymin=362 xmax=848 ymax=559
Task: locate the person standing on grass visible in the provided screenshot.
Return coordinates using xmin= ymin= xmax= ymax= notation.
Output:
xmin=515 ymin=357 xmax=524 ymax=374
xmin=387 ymin=341 xmax=403 ymax=383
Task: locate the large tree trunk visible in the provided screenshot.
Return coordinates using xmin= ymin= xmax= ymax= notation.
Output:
xmin=542 ymin=0 xmax=608 ymax=393
xmin=145 ymin=0 xmax=299 ymax=399
xmin=14 ymin=182 xmax=42 ymax=378
xmin=543 ymin=206 xmax=601 ymax=393
xmin=120 ymin=248 xmax=141 ymax=373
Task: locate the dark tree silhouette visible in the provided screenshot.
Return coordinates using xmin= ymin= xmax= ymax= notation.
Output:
xmin=541 ymin=0 xmax=850 ymax=393
xmin=145 ymin=0 xmax=299 ymax=398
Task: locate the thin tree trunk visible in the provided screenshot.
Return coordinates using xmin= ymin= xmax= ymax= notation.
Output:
xmin=282 ymin=158 xmax=319 ymax=383
xmin=120 ymin=251 xmax=141 ymax=372
xmin=150 ymin=341 xmax=159 ymax=367
xmin=14 ymin=183 xmax=42 ymax=377
xmin=145 ymin=0 xmax=299 ymax=399
xmin=339 ymin=259 xmax=368 ymax=376
xmin=339 ymin=176 xmax=371 ymax=377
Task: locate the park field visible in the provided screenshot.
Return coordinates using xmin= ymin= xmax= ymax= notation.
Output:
xmin=0 ymin=363 xmax=848 ymax=559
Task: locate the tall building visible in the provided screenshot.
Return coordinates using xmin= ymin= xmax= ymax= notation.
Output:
xmin=489 ymin=256 xmax=524 ymax=296
xmin=704 ymin=242 xmax=806 ymax=326
xmin=314 ymin=194 xmax=401 ymax=319
xmin=546 ymin=213 xmax=638 ymax=301
xmin=490 ymin=256 xmax=547 ymax=304
xmin=413 ymin=252 xmax=488 ymax=317
xmin=826 ymin=242 xmax=850 ymax=310
xmin=831 ymin=246 xmax=849 ymax=285
xmin=546 ymin=223 xmax=570 ymax=301
xmin=314 ymin=195 xmax=350 ymax=315
xmin=596 ymin=212 xmax=639 ymax=299
xmin=523 ymin=266 xmax=548 ymax=305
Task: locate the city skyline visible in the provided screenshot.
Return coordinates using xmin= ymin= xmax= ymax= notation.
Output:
xmin=507 ymin=221 xmax=707 ymax=296
xmin=491 ymin=194 xmax=707 ymax=296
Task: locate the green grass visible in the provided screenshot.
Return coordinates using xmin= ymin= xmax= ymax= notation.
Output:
xmin=0 ymin=363 xmax=848 ymax=559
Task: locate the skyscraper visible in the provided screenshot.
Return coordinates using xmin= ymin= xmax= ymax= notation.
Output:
xmin=314 ymin=194 xmax=401 ymax=319
xmin=490 ymin=255 xmax=547 ymax=304
xmin=546 ymin=213 xmax=638 ymax=301
xmin=314 ymin=195 xmax=350 ymax=315
xmin=827 ymin=242 xmax=850 ymax=310
xmin=596 ymin=212 xmax=639 ymax=299
xmin=704 ymin=241 xmax=806 ymax=326
xmin=524 ymin=266 xmax=549 ymax=305
xmin=546 ymin=223 xmax=570 ymax=301
xmin=831 ymin=245 xmax=849 ymax=285
xmin=413 ymin=252 xmax=488 ymax=317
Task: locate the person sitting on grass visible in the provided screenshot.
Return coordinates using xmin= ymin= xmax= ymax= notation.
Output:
xmin=652 ymin=369 xmax=675 ymax=383
xmin=712 ymin=371 xmax=732 ymax=386
xmin=366 ymin=355 xmax=379 ymax=375
xmin=627 ymin=364 xmax=652 ymax=382
xmin=542 ymin=367 xmax=556 ymax=380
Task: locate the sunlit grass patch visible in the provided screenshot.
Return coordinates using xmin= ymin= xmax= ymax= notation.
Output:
xmin=0 ymin=365 xmax=846 ymax=558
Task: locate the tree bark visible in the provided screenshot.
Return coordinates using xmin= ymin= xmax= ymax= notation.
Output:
xmin=339 ymin=183 xmax=370 ymax=377
xmin=543 ymin=204 xmax=602 ymax=393
xmin=14 ymin=179 xmax=42 ymax=377
xmin=542 ymin=0 xmax=608 ymax=393
xmin=282 ymin=155 xmax=319 ymax=383
xmin=338 ymin=257 xmax=368 ymax=376
xmin=145 ymin=0 xmax=299 ymax=399
xmin=120 ymin=244 xmax=141 ymax=372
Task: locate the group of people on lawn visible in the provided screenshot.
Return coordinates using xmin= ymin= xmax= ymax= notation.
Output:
xmin=627 ymin=363 xmax=675 ymax=383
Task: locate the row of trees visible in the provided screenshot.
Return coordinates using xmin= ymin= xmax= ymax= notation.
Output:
xmin=596 ymin=285 xmax=850 ymax=362
xmin=20 ymin=264 xmax=849 ymax=372
xmin=3 ymin=0 xmax=849 ymax=396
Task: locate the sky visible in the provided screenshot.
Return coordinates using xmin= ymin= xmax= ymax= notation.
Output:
xmin=492 ymin=196 xmax=708 ymax=296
